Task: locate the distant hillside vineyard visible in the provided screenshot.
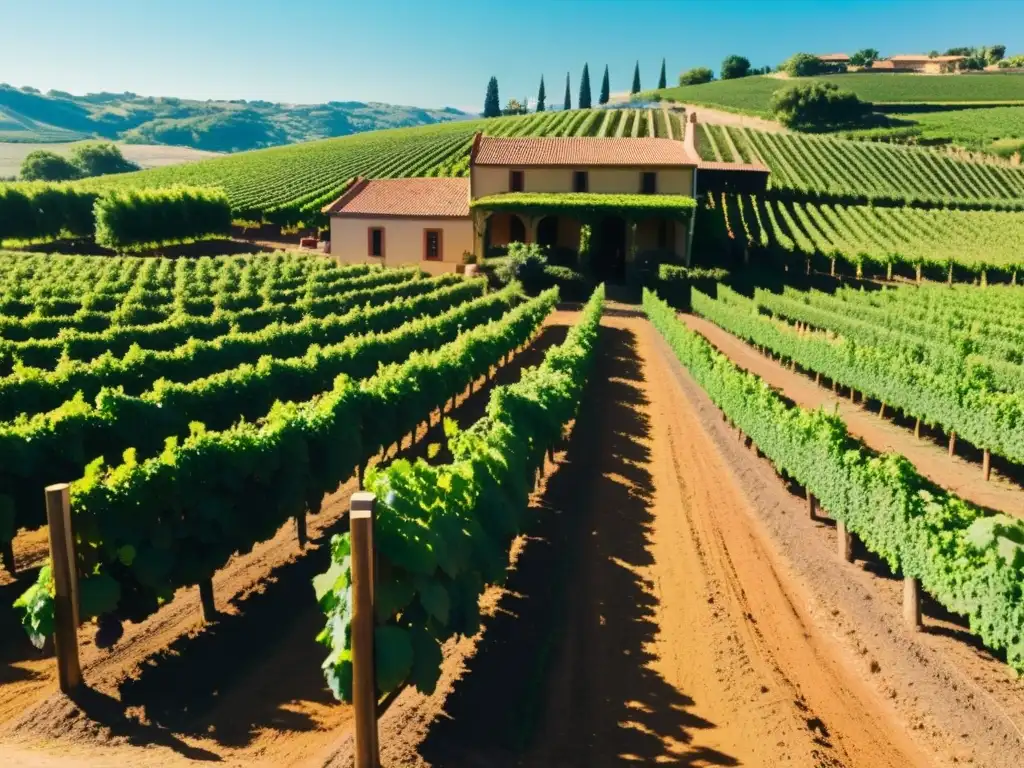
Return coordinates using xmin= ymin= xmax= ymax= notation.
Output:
xmin=0 ymin=84 xmax=468 ymax=151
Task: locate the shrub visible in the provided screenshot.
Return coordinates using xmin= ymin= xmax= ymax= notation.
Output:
xmin=69 ymin=142 xmax=139 ymax=177
xmin=94 ymin=186 xmax=232 ymax=251
xmin=770 ymin=82 xmax=868 ymax=131
xmin=656 ymin=263 xmax=729 ymax=309
xmin=781 ymin=52 xmax=826 ymax=77
xmin=19 ymin=151 xmax=81 ymax=182
xmin=678 ymin=67 xmax=714 ymax=86
xmin=720 ymin=55 xmax=751 ymax=80
xmin=542 ymin=265 xmax=587 ymax=301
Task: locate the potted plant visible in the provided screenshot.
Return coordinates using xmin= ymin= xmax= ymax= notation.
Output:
xmin=461 ymin=250 xmax=479 ymax=276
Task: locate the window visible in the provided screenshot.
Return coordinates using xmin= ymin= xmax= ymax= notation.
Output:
xmin=641 ymin=172 xmax=657 ymax=194
xmin=368 ymin=227 xmax=384 ymax=257
xmin=573 ymin=170 xmax=589 ymax=193
xmin=424 ymin=229 xmax=443 ymax=261
xmin=509 ymin=170 xmax=524 ymax=192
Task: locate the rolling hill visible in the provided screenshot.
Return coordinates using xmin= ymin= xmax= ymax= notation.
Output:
xmin=0 ymin=84 xmax=470 ymax=152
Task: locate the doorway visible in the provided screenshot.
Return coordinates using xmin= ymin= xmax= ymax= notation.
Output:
xmin=591 ymin=216 xmax=627 ymax=283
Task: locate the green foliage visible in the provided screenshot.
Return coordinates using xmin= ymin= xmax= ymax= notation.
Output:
xmin=69 ymin=142 xmax=139 ymax=177
xmin=0 ymin=184 xmax=98 ymax=243
xmin=471 ymin=192 xmax=697 ymax=221
xmin=496 ymin=242 xmax=549 ymax=294
xmin=694 ymin=285 xmax=1024 ymax=474
xmin=770 ymin=82 xmax=868 ymax=130
xmin=849 ymin=48 xmax=880 ymax=68
xmin=645 ymin=288 xmax=1024 ymax=675
xmin=564 ymin=72 xmax=572 ymax=111
xmin=483 ymin=77 xmax=501 ymax=118
xmin=536 ymin=76 xmax=546 ymax=112
xmin=631 ymin=62 xmax=642 ymax=94
xmin=20 ymin=150 xmax=81 ymax=182
xmin=678 ymin=67 xmax=714 ymax=86
xmin=317 ymin=285 xmax=605 ymax=702
xmin=658 ymin=58 xmax=667 ymax=89
xmin=599 ymin=66 xmax=610 ymax=105
xmin=781 ymin=53 xmax=826 ymax=77
xmin=655 ymin=264 xmax=729 ymax=309
xmin=579 ymin=64 xmax=592 ymax=110
xmin=94 ymin=186 xmax=231 ymax=251
xmin=15 ymin=284 xmax=559 ymax=635
xmin=720 ymin=55 xmax=751 ymax=80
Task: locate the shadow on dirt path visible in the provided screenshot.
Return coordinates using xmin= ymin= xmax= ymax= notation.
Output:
xmin=417 ymin=322 xmax=736 ymax=767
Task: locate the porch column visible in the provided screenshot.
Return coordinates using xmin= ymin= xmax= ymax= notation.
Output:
xmin=625 ymin=219 xmax=638 ymax=283
xmin=526 ymin=215 xmax=540 ymax=244
xmin=471 ymin=210 xmax=489 ymax=259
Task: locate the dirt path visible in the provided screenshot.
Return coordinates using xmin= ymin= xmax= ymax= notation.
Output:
xmin=0 ymin=318 xmax=568 ymax=768
xmin=674 ymin=103 xmax=787 ymax=133
xmin=683 ymin=313 xmax=1024 ymax=517
xmin=337 ymin=307 xmax=930 ymax=767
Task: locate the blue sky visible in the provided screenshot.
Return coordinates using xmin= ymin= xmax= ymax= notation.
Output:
xmin=1 ymin=0 xmax=1020 ymax=112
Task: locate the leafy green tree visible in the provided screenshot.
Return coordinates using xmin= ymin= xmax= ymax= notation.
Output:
xmin=678 ymin=67 xmax=714 ymax=86
xmin=631 ymin=61 xmax=641 ymax=94
xmin=987 ymin=44 xmax=1006 ymax=63
xmin=720 ymin=55 xmax=751 ymax=80
xmin=69 ymin=142 xmax=138 ymax=177
xmin=781 ymin=53 xmax=825 ymax=77
xmin=849 ymin=48 xmax=880 ymax=67
xmin=563 ymin=72 xmax=572 ymax=110
xmin=19 ymin=150 xmax=81 ymax=181
xmin=658 ymin=58 xmax=667 ymax=89
xmin=483 ymin=76 xmax=501 ymax=118
xmin=599 ymin=65 xmax=610 ymax=104
xmin=770 ymin=82 xmax=868 ymax=130
xmin=945 ymin=47 xmax=974 ymax=57
xmin=578 ymin=63 xmax=592 ymax=109
xmin=503 ymin=98 xmax=526 ymax=115
xmin=536 ymin=76 xmax=546 ymax=112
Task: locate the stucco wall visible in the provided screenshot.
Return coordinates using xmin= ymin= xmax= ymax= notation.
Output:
xmin=472 ymin=166 xmax=693 ymax=198
xmin=330 ymin=216 xmax=474 ymax=274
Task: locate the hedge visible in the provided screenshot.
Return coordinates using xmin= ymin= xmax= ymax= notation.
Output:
xmin=94 ymin=186 xmax=232 ymax=251
xmin=645 ymin=287 xmax=1024 ymax=674
xmin=0 ymin=183 xmax=98 ymax=243
xmin=471 ymin=192 xmax=697 ymax=221
xmin=655 ymin=264 xmax=730 ymax=309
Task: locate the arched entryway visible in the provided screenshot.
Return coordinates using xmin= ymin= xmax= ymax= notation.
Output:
xmin=591 ymin=216 xmax=627 ymax=283
xmin=485 ymin=212 xmax=528 ymax=252
xmin=537 ymin=216 xmax=559 ymax=248
xmin=509 ymin=215 xmax=526 ymax=244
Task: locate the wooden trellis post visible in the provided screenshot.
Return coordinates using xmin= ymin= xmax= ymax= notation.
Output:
xmin=903 ymin=575 xmax=922 ymax=631
xmin=807 ymin=491 xmax=817 ymax=521
xmin=948 ymin=432 xmax=956 ymax=457
xmin=350 ymin=491 xmax=379 ymax=768
xmin=837 ymin=521 xmax=854 ymax=563
xmin=1 ymin=539 xmax=14 ymax=576
xmin=199 ymin=578 xmax=217 ymax=622
xmin=45 ymin=483 xmax=82 ymax=694
xmin=982 ymin=449 xmax=991 ymax=481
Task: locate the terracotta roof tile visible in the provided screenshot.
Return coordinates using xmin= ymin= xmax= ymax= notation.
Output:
xmin=474 ymin=136 xmax=697 ymax=167
xmin=816 ymin=53 xmax=850 ymax=61
xmin=697 ymin=160 xmax=771 ymax=173
xmin=323 ymin=177 xmax=469 ymax=217
xmin=889 ymin=55 xmax=965 ymax=62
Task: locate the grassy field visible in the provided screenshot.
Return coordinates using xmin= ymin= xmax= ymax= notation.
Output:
xmin=0 ymin=141 xmax=222 ymax=179
xmin=650 ymin=73 xmax=1024 ymax=115
xmin=875 ymin=105 xmax=1024 ymax=154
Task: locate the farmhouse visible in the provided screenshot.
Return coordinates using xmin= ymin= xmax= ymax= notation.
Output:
xmin=874 ymin=55 xmax=966 ymax=73
xmin=815 ymin=53 xmax=850 ymax=64
xmin=324 ymin=123 xmax=768 ymax=282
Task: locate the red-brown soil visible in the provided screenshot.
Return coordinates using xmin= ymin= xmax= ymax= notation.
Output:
xmin=330 ymin=308 xmax=1023 ymax=767
xmin=5 ymin=306 xmax=1023 ymax=767
xmin=0 ymin=318 xmax=569 ymax=768
xmin=683 ymin=313 xmax=1024 ymax=516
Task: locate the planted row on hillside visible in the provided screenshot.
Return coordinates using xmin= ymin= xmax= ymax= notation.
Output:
xmin=316 ymin=284 xmax=605 ymax=701
xmin=645 ymin=288 xmax=1024 ymax=675
xmin=15 ymin=287 xmax=560 ymax=645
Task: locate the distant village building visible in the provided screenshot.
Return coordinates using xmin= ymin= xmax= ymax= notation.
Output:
xmin=815 ymin=53 xmax=851 ymax=64
xmin=323 ymin=120 xmax=768 ymax=281
xmin=874 ymin=55 xmax=966 ymax=73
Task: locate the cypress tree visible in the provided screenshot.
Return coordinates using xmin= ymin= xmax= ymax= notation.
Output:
xmin=631 ymin=61 xmax=641 ymax=94
xmin=658 ymin=58 xmax=667 ymax=89
xmin=563 ymin=72 xmax=572 ymax=110
xmin=537 ymin=75 xmax=546 ymax=112
xmin=599 ymin=65 xmax=610 ymax=104
xmin=483 ymin=76 xmax=500 ymax=118
xmin=578 ymin=63 xmax=592 ymax=109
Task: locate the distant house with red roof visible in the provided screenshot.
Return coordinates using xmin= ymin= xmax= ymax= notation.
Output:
xmin=323 ymin=125 xmax=768 ymax=280
xmin=874 ymin=55 xmax=966 ymax=73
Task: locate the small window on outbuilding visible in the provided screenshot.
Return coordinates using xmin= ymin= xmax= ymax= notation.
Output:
xmin=641 ymin=172 xmax=658 ymax=194
xmin=573 ymin=170 xmax=589 ymax=193
xmin=368 ymin=227 xmax=385 ymax=257
xmin=424 ymin=229 xmax=443 ymax=261
xmin=510 ymin=170 xmax=524 ymax=192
